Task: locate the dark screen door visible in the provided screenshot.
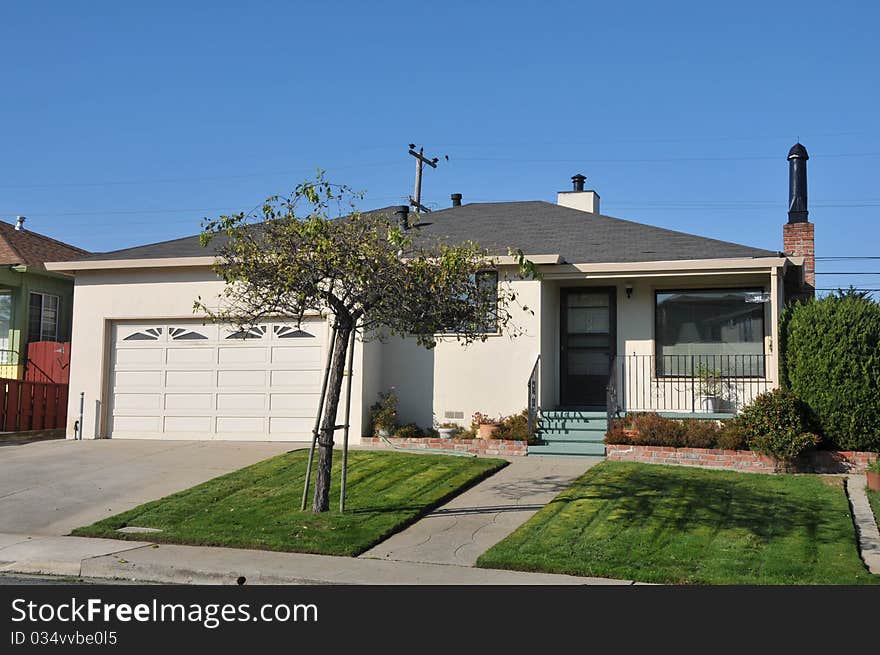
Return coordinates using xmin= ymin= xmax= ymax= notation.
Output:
xmin=561 ymin=288 xmax=615 ymax=406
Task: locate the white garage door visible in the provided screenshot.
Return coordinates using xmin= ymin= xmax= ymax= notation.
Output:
xmin=108 ymin=319 xmax=326 ymax=440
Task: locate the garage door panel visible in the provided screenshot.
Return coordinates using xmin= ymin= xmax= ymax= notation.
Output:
xmin=166 ymin=348 xmax=215 ymax=365
xmin=113 ymin=370 xmax=163 ymax=388
xmin=164 ymin=416 xmax=213 ymax=432
xmin=115 ymin=348 xmax=164 ymax=366
xmin=269 ymin=417 xmax=313 ymax=435
xmin=271 ymin=346 xmax=321 ymax=366
xmin=109 ymin=319 xmax=326 ymax=441
xmin=217 ymin=393 xmax=266 ymax=410
xmin=270 ymin=370 xmax=322 ymax=390
xmin=219 ymin=347 xmax=267 ymax=364
xmin=216 ymin=417 xmax=266 ymax=433
xmin=111 ymin=416 xmax=162 ymax=433
xmin=113 ymin=393 xmax=162 ymax=411
xmin=269 ymin=393 xmax=320 ymax=413
xmin=165 ymin=370 xmax=214 ymax=387
xmin=218 ymin=370 xmax=266 ymax=387
xmin=165 ymin=393 xmax=214 ymax=410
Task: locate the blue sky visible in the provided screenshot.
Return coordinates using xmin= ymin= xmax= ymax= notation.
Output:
xmin=1 ymin=1 xmax=878 ymax=292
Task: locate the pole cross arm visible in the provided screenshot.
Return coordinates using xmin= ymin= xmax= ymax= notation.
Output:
xmin=408 ymin=149 xmax=438 ymax=167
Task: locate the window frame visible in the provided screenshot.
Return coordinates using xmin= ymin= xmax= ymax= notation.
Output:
xmin=28 ymin=292 xmax=61 ymax=343
xmin=653 ymin=287 xmax=767 ymax=379
xmin=434 ymin=269 xmax=501 ymax=337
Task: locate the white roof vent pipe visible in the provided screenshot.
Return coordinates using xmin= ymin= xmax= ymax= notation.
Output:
xmin=14 ymin=216 xmax=26 ymax=231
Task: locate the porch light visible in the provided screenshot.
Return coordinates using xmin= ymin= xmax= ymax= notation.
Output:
xmin=625 ymin=284 xmax=633 ymax=299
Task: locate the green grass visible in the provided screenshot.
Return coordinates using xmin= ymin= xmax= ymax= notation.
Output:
xmin=72 ymin=449 xmax=506 ymax=556
xmin=868 ymin=488 xmax=880 ymax=529
xmin=477 ymin=461 xmax=877 ymax=585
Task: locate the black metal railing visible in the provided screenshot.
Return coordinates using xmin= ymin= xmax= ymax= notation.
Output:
xmin=527 ymin=355 xmax=541 ymax=436
xmin=606 ymin=356 xmax=619 ymax=426
xmin=611 ymin=354 xmax=771 ymax=415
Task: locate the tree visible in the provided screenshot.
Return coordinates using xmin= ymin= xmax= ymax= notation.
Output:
xmin=196 ymin=173 xmax=537 ymax=512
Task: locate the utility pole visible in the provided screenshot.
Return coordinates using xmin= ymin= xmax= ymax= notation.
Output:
xmin=408 ymin=144 xmax=440 ymax=213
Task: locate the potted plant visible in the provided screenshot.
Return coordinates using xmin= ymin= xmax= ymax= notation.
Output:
xmin=370 ymin=389 xmax=398 ymax=437
xmin=437 ymin=422 xmax=459 ymax=439
xmin=472 ymin=412 xmax=500 ymax=439
xmin=695 ymin=363 xmax=724 ymax=413
xmin=867 ymin=458 xmax=880 ymax=492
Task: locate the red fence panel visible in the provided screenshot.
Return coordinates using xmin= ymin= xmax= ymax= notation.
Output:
xmin=0 ymin=378 xmax=68 ymax=432
xmin=24 ymin=341 xmax=71 ymax=384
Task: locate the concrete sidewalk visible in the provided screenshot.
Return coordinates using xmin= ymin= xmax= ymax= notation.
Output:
xmin=361 ymin=456 xmax=601 ymax=566
xmin=0 ymin=533 xmax=633 ymax=585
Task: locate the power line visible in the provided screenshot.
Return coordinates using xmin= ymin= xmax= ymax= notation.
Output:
xmin=815 ymin=272 xmax=880 ymax=275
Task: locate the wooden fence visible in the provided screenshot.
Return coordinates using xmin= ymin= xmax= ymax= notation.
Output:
xmin=25 ymin=341 xmax=71 ymax=384
xmin=0 ymin=379 xmax=68 ymax=432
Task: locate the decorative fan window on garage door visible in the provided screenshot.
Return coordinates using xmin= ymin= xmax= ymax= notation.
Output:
xmin=226 ymin=325 xmax=267 ymax=340
xmin=274 ymin=325 xmax=314 ymax=338
xmin=169 ymin=327 xmax=208 ymax=340
xmin=123 ymin=327 xmax=163 ymax=341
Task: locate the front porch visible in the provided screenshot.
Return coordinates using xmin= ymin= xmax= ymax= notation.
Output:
xmin=527 ymin=271 xmax=780 ymax=456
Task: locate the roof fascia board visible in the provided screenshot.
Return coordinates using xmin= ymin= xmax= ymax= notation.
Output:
xmin=45 ymin=256 xmax=217 ymax=272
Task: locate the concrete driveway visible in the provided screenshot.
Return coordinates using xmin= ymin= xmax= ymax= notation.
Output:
xmin=0 ymin=439 xmax=299 ymax=536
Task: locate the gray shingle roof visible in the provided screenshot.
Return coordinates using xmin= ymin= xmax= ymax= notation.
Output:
xmin=73 ymin=201 xmax=777 ymax=264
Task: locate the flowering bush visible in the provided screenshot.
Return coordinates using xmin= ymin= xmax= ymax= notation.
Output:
xmin=370 ymin=389 xmax=398 ymax=432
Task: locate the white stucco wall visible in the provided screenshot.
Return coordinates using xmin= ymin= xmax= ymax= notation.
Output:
xmin=65 ymin=266 xmax=366 ymax=442
xmin=374 ymin=273 xmax=542 ymax=430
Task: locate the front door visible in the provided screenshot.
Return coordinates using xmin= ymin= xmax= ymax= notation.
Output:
xmin=560 ymin=288 xmax=616 ymax=407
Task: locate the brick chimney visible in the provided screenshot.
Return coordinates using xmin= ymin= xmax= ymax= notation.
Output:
xmin=783 ymin=143 xmax=815 ymax=297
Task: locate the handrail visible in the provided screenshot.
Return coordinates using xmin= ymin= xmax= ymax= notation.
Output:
xmin=526 ymin=355 xmax=541 ymax=437
xmin=606 ymin=355 xmax=619 ymax=427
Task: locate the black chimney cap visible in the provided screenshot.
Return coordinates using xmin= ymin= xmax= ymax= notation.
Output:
xmin=571 ymin=174 xmax=586 ymax=192
xmin=450 ymin=193 xmax=462 ymax=207
xmin=393 ymin=205 xmax=410 ymax=229
xmin=787 ymin=143 xmax=809 ymax=160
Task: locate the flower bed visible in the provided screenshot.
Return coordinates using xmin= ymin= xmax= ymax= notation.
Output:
xmin=606 ymin=443 xmax=878 ymax=474
xmin=362 ymin=436 xmax=528 ymax=457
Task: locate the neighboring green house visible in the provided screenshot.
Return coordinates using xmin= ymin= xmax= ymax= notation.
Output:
xmin=0 ymin=217 xmax=89 ymax=379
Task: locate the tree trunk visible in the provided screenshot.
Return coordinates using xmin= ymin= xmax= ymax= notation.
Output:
xmin=312 ymin=325 xmax=352 ymax=513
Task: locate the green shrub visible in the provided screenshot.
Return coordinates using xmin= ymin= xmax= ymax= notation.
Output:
xmin=370 ymin=389 xmax=398 ymax=432
xmin=394 ymin=423 xmax=424 ymax=438
xmin=735 ymin=389 xmax=821 ymax=460
xmin=494 ymin=410 xmax=538 ymax=444
xmin=716 ymin=420 xmax=749 ymax=451
xmin=606 ymin=415 xmax=726 ymax=448
xmin=630 ymin=413 xmax=685 ymax=447
xmin=866 ymin=457 xmax=880 ymax=473
xmin=680 ymin=419 xmax=722 ymax=448
xmin=781 ymin=294 xmax=880 ymax=451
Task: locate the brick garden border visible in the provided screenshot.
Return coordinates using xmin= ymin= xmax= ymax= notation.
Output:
xmin=606 ymin=443 xmax=878 ymax=474
xmin=362 ymin=436 xmax=528 ymax=457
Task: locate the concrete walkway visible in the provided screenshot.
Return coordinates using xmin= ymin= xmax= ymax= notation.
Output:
xmin=361 ymin=456 xmax=601 ymax=566
xmin=0 ymin=533 xmax=632 ymax=585
xmin=846 ymin=475 xmax=880 ymax=574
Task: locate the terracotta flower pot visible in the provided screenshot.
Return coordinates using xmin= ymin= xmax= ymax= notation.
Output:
xmin=867 ymin=470 xmax=880 ymax=492
xmin=478 ymin=423 xmax=499 ymax=439
xmin=622 ymin=429 xmax=639 ymax=439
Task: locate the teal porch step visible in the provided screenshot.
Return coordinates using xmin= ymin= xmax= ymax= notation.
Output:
xmin=527 ymin=442 xmax=607 ymax=457
xmin=529 ymin=408 xmax=609 ymax=456
xmin=536 ymin=428 xmax=606 ymax=442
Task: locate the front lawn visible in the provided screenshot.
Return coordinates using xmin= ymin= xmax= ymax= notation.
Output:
xmin=73 ymin=449 xmax=506 ymax=556
xmin=477 ymin=461 xmax=877 ymax=584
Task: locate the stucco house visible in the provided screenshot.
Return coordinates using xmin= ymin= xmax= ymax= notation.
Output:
xmin=47 ymin=144 xmax=815 ymax=455
xmin=0 ymin=217 xmax=89 ymax=380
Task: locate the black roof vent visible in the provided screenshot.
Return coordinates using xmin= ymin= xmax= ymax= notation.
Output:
xmin=571 ymin=174 xmax=586 ymax=192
